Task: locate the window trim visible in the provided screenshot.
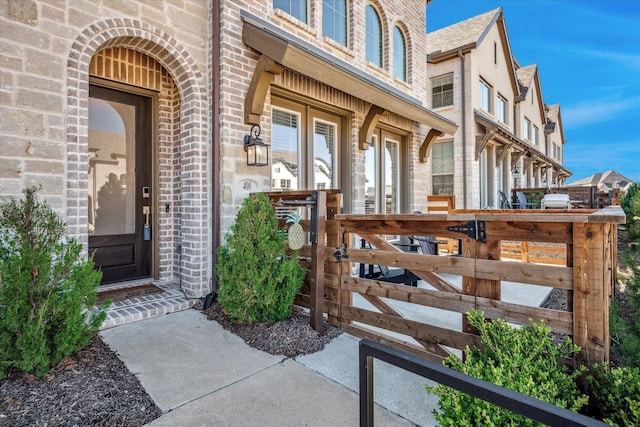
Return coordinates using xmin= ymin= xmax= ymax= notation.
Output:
xmin=431 ymin=140 xmax=454 ymax=196
xmin=365 ymin=127 xmax=409 ymax=216
xmin=365 ymin=4 xmax=383 ymax=68
xmin=523 ymin=117 xmax=531 ymax=141
xmin=497 ymin=94 xmax=508 ymax=124
xmin=393 ymin=25 xmax=407 ymax=82
xmin=431 ymin=73 xmax=453 ymax=109
xmin=273 ymin=0 xmax=308 ymax=24
xmin=322 ymin=0 xmax=347 ymax=47
xmin=479 ymin=79 xmax=492 ymax=113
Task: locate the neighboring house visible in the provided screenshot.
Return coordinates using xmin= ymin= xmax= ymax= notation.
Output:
xmin=0 ymin=1 xmax=455 ymax=298
xmin=568 ymin=170 xmax=634 ymax=193
xmin=425 ymin=7 xmax=571 ymax=209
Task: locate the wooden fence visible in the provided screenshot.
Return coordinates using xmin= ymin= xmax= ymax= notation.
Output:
xmin=263 ymin=190 xmax=342 ymax=332
xmin=262 ymin=190 xmax=625 ymax=369
xmin=334 ymin=207 xmax=624 ymax=369
xmin=515 ymin=186 xmax=621 ymax=209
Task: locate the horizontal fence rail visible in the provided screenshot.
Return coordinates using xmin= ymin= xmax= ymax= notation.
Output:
xmin=359 ymin=339 xmax=607 ymax=427
xmin=337 ymin=207 xmax=625 ymax=368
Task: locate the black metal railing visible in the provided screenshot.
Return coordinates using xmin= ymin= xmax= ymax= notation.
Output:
xmin=359 ymin=339 xmax=606 ymax=427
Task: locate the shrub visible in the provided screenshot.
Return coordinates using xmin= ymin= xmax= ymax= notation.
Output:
xmin=588 ymin=363 xmax=640 ymax=426
xmin=610 ymin=250 xmax=640 ymax=368
xmin=216 ymin=193 xmax=306 ymax=323
xmin=621 ymin=183 xmax=640 ymax=244
xmin=426 ymin=309 xmax=588 ymax=426
xmin=0 ymin=187 xmax=107 ymax=378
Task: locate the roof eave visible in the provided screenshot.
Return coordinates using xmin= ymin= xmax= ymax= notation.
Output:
xmin=242 ymin=11 xmax=457 ymax=136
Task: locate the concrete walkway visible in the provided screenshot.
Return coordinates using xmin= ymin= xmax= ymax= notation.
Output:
xmin=100 ymin=274 xmax=552 ymax=426
xmin=101 ymin=309 xmax=422 ymax=426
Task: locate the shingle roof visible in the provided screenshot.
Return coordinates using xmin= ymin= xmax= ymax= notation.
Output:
xmin=568 ymin=170 xmax=633 ymax=191
xmin=426 ymin=7 xmax=501 ymax=55
xmin=516 ymin=64 xmax=537 ymax=92
xmin=546 ymin=104 xmax=560 ymax=122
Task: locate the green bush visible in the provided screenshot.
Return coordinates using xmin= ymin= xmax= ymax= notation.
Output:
xmin=426 ymin=309 xmax=588 ymax=426
xmin=216 ymin=193 xmax=306 ymax=323
xmin=621 ymin=183 xmax=640 ymax=244
xmin=588 ymin=363 xmax=640 ymax=426
xmin=610 ymin=250 xmax=640 ymax=368
xmin=0 ymin=187 xmax=107 ymax=378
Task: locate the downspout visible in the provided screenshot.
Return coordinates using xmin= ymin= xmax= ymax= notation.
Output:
xmin=210 ymin=0 xmax=221 ymax=297
xmin=458 ymin=50 xmax=467 ymax=208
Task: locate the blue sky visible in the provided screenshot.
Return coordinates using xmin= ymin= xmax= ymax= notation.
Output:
xmin=427 ymin=0 xmax=640 ymax=184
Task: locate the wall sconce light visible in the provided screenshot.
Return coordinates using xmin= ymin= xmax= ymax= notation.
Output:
xmin=244 ymin=124 xmax=269 ymax=167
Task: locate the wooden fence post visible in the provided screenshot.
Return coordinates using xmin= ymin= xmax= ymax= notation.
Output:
xmin=572 ymin=222 xmax=610 ymax=368
xmin=310 ymin=191 xmax=326 ymax=333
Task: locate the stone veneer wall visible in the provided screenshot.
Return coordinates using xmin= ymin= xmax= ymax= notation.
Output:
xmin=0 ymin=1 xmax=211 ymax=297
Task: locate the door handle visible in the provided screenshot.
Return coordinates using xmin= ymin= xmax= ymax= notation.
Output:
xmin=142 ymin=206 xmax=151 ymax=240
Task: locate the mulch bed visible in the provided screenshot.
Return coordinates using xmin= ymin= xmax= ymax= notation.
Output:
xmin=202 ymin=302 xmax=343 ymax=357
xmin=0 ymin=335 xmax=161 ymax=427
xmin=0 ymin=303 xmax=342 ymax=426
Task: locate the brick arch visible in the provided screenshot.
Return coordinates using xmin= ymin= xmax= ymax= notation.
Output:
xmin=66 ymin=19 xmax=209 ymax=297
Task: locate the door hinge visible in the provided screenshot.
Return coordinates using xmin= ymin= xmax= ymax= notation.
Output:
xmin=447 ymin=220 xmax=486 ymax=243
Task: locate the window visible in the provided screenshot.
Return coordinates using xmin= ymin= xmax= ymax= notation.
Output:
xmin=479 ymin=79 xmax=491 ymax=112
xmin=281 ymin=179 xmax=292 ymax=189
xmin=494 ymin=41 xmax=497 ymax=65
xmin=393 ymin=26 xmax=406 ymax=81
xmin=533 ymin=125 xmax=539 ymax=146
xmin=271 ymin=100 xmax=343 ymax=191
xmin=313 ymin=119 xmax=337 ymax=190
xmin=323 ymin=0 xmax=346 ymax=46
xmin=432 ymin=141 xmax=454 ymax=195
xmin=431 ymin=74 xmax=453 ymax=108
xmin=365 ymin=5 xmax=382 ymax=67
xmin=497 ymin=95 xmax=507 ymax=124
xmin=523 ymin=117 xmax=531 ymax=141
xmin=365 ymin=130 xmax=404 ymax=216
xmin=272 ymin=108 xmax=300 ymax=190
xmin=274 ymin=0 xmax=307 ymax=23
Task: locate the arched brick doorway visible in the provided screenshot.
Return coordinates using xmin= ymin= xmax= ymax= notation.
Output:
xmin=66 ymin=19 xmax=209 ymax=297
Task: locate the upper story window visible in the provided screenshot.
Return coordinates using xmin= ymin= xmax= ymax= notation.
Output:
xmin=479 ymin=79 xmax=491 ymax=113
xmin=323 ymin=0 xmax=347 ymax=46
xmin=533 ymin=125 xmax=539 ymax=146
xmin=274 ymin=0 xmax=308 ymax=23
xmin=393 ymin=26 xmax=406 ymax=81
xmin=365 ymin=4 xmax=382 ymax=67
xmin=523 ymin=117 xmax=531 ymax=141
xmin=497 ymin=95 xmax=507 ymax=124
xmin=431 ymin=74 xmax=453 ymax=108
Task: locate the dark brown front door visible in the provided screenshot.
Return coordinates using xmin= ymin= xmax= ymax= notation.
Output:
xmin=88 ymin=84 xmax=152 ymax=284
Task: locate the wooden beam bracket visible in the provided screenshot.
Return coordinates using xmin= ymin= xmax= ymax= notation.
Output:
xmin=475 ymin=128 xmax=496 ymax=160
xmin=419 ymin=128 xmax=445 ymax=163
xmin=359 ymin=105 xmax=386 ymax=150
xmin=244 ymin=54 xmax=284 ymax=125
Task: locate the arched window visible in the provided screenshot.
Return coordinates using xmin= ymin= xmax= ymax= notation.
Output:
xmin=323 ymin=0 xmax=347 ymax=46
xmin=365 ymin=4 xmax=382 ymax=67
xmin=393 ymin=25 xmax=406 ymax=81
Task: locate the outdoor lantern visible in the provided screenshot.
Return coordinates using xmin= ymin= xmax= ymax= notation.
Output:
xmin=244 ymin=124 xmax=269 ymax=167
xmin=513 ymin=167 xmax=521 ymax=187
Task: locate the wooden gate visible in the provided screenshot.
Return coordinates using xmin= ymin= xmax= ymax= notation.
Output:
xmin=333 ymin=207 xmax=625 ymax=368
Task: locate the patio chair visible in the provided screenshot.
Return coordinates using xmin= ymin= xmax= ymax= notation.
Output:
xmin=358 ymin=238 xmax=420 ymax=286
xmin=498 ymin=190 xmax=513 ymax=209
xmin=514 ymin=191 xmax=535 ymax=209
